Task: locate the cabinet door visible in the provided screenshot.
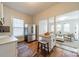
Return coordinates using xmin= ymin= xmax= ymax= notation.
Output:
xmin=0 ymin=42 xmax=17 ymax=57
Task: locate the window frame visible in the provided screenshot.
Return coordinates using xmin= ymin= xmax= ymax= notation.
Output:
xmin=12 ymin=18 xmax=24 ymax=37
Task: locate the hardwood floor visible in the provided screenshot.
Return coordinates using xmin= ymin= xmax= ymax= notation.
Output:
xmin=17 ymin=41 xmax=78 ymax=57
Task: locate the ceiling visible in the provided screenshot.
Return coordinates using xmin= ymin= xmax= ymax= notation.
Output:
xmin=3 ymin=2 xmax=57 ymax=16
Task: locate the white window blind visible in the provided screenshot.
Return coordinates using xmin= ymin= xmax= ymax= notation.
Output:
xmin=39 ymin=20 xmax=47 ymax=34
xmin=13 ymin=18 xmax=24 ymax=37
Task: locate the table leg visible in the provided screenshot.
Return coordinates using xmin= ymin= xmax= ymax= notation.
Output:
xmin=37 ymin=42 xmax=39 ymax=52
xmin=47 ymin=43 xmax=49 ymax=54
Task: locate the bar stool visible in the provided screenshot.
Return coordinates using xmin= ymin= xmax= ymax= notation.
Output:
xmin=37 ymin=39 xmax=49 ymax=56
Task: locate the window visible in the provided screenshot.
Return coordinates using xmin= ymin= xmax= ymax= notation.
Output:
xmin=48 ymin=17 xmax=54 ymax=32
xmin=39 ymin=19 xmax=47 ymax=40
xmin=39 ymin=19 xmax=47 ymax=34
xmin=50 ymin=25 xmax=54 ymax=32
xmin=64 ymin=23 xmax=70 ymax=33
xmin=48 ymin=23 xmax=54 ymax=32
xmin=13 ymin=18 xmax=24 ymax=37
xmin=56 ymin=24 xmax=61 ymax=32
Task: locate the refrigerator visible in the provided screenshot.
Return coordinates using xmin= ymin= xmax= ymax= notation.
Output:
xmin=24 ymin=24 xmax=37 ymax=42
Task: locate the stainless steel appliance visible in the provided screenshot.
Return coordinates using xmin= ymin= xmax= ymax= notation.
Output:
xmin=24 ymin=24 xmax=37 ymax=42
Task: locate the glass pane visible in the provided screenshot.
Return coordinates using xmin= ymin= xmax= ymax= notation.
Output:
xmin=13 ymin=18 xmax=24 ymax=36
xmin=39 ymin=20 xmax=47 ymax=34
xmin=51 ymin=25 xmax=54 ymax=32
xmin=13 ymin=27 xmax=24 ymax=36
xmin=56 ymin=24 xmax=61 ymax=32
xmin=13 ymin=18 xmax=24 ymax=27
xmin=64 ymin=23 xmax=70 ymax=33
xmin=48 ymin=17 xmax=54 ymax=32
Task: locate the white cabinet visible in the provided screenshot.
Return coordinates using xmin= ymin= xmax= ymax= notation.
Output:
xmin=49 ymin=35 xmax=56 ymax=51
xmin=0 ymin=36 xmax=17 ymax=57
xmin=0 ymin=42 xmax=17 ymax=57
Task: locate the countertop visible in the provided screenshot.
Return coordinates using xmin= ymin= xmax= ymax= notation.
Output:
xmin=0 ymin=36 xmax=18 ymax=45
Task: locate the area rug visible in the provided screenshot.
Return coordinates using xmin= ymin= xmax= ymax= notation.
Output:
xmin=17 ymin=42 xmax=33 ymax=57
